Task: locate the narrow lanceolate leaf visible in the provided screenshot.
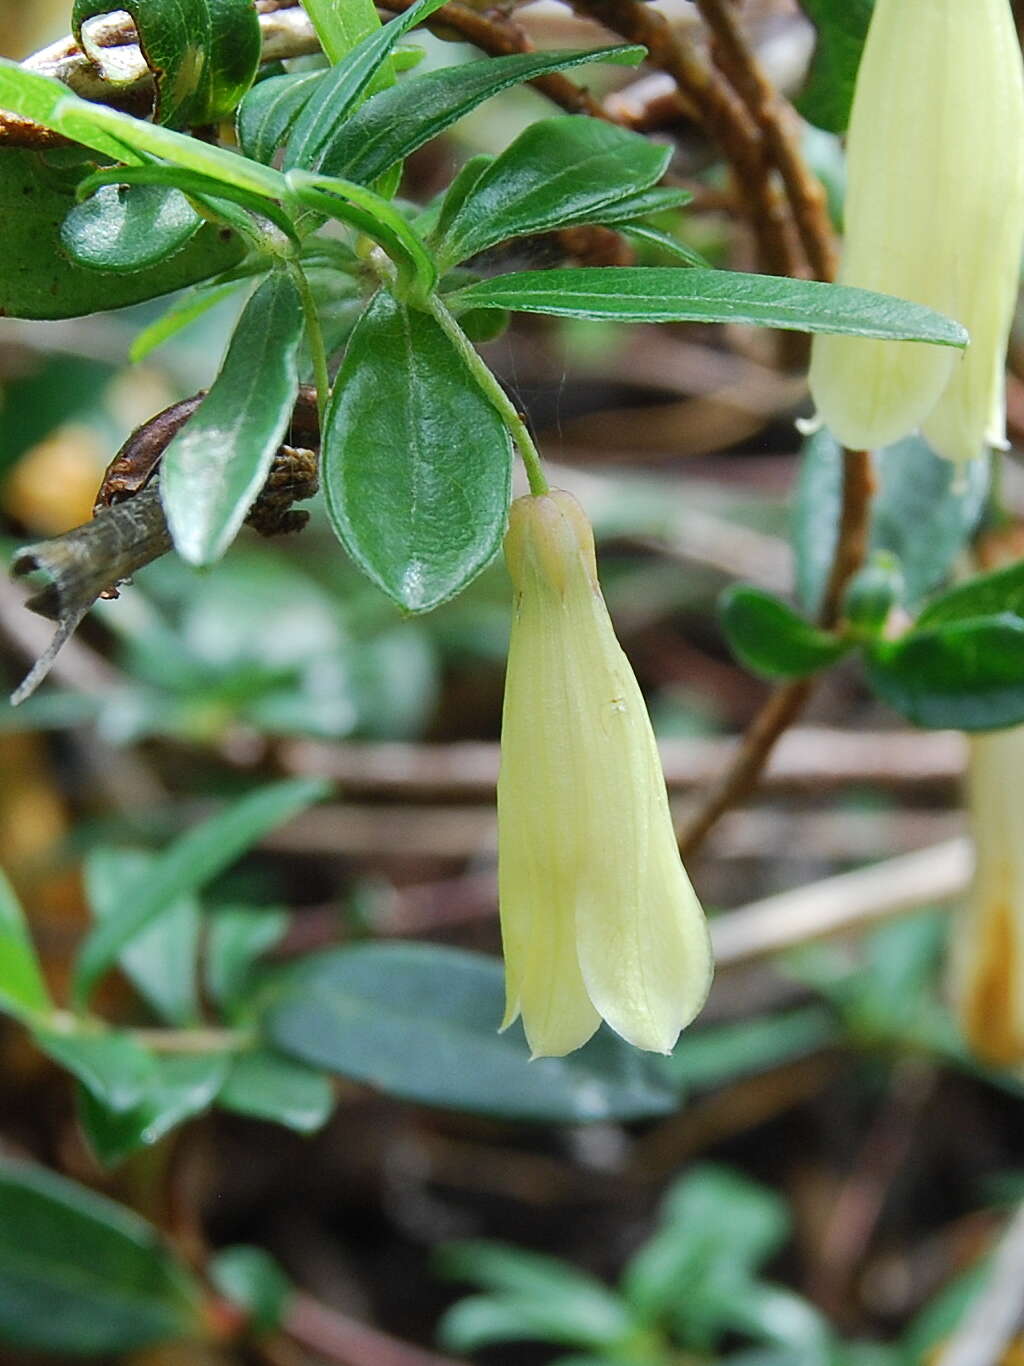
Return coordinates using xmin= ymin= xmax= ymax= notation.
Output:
xmin=436 ymin=117 xmax=670 ymax=266
xmin=60 ymin=185 xmax=202 ymax=273
xmin=237 ymin=71 xmax=325 ymax=165
xmin=73 ymin=778 xmax=328 ymax=1008
xmin=865 ymin=615 xmax=1024 ymax=730
xmin=79 ymin=1054 xmax=230 ymax=1167
xmin=448 ymin=268 xmax=969 ymax=345
xmin=720 ymin=586 xmax=853 ymax=680
xmin=284 ymin=0 xmax=453 ymax=172
xmin=0 ymin=1158 xmax=203 ymax=1355
xmin=303 ymin=0 xmax=383 ymax=65
xmin=316 ymin=46 xmax=645 ymax=185
xmin=161 ymin=272 xmax=304 ymax=566
xmin=0 ymin=867 xmax=51 ymax=1022
xmin=322 ymin=289 xmax=513 ymax=611
xmin=72 ymin=0 xmax=260 ymax=126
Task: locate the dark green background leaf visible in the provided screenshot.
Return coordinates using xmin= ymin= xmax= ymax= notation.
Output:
xmin=0 ymin=871 xmax=51 ymax=1023
xmin=916 ymin=560 xmax=1024 ymax=631
xmin=0 ymin=148 xmax=243 ymax=320
xmin=79 ymin=1054 xmax=229 ymax=1167
xmin=265 ymin=943 xmax=679 ymax=1123
xmin=793 ymin=431 xmax=987 ymax=615
xmin=161 ymin=271 xmax=304 ymax=566
xmin=720 ymin=585 xmax=852 ymax=679
xmin=322 ymin=289 xmax=513 ymax=611
xmin=73 ymin=778 xmax=327 ymax=1007
xmin=865 ymin=615 xmax=1024 ymax=730
xmin=796 ymin=0 xmax=874 ymax=133
xmin=218 ymin=1049 xmax=335 ymax=1133
xmin=72 ymin=0 xmax=261 ymax=126
xmin=449 ymin=268 xmax=967 ymax=345
xmin=0 ymin=1158 xmax=202 ymax=1354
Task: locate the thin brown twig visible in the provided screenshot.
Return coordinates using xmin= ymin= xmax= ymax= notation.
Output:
xmin=285 ymin=1293 xmax=469 ymax=1366
xmin=693 ymin=0 xmax=837 ymax=281
xmin=570 ymin=0 xmax=802 ymax=279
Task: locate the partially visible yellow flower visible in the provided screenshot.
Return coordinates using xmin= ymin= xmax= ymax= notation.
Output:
xmin=808 ymin=0 xmax=1024 ymax=463
xmin=497 ymin=490 xmax=713 ymax=1059
xmin=952 ymin=727 xmax=1024 ymax=1066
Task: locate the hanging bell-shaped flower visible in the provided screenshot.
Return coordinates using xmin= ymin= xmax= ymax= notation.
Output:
xmin=808 ymin=0 xmax=1024 ymax=463
xmin=952 ymin=726 xmax=1024 ymax=1066
xmin=497 ymin=490 xmax=713 ymax=1059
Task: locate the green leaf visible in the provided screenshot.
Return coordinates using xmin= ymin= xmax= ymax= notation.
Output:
xmin=447 ymin=268 xmax=968 ymax=346
xmin=316 ymin=46 xmax=645 ymax=185
xmin=872 ymin=440 xmax=987 ymax=603
xmin=72 ymin=0 xmax=261 ymax=126
xmin=160 ymin=271 xmax=304 ymax=566
xmin=795 ymin=0 xmax=874 ymax=133
xmin=31 ymin=1028 xmax=158 ymax=1113
xmin=303 ymin=0 xmax=383 ymax=65
xmin=0 ymin=1158 xmax=203 ymax=1354
xmin=284 ymin=170 xmax=437 ymax=299
xmin=623 ymin=1166 xmax=788 ymax=1326
xmin=0 ymin=61 xmax=285 ymax=201
xmin=322 ymin=289 xmax=513 ymax=611
xmin=79 ymin=1053 xmax=230 ymax=1167
xmin=73 ymin=778 xmax=328 ymax=1008
xmin=436 ymin=116 xmax=670 ymax=265
xmin=657 ymin=1007 xmax=838 ymax=1093
xmin=210 ymin=1246 xmax=292 ymax=1334
xmin=438 ymin=1243 xmax=631 ymax=1352
xmin=218 ymin=1049 xmax=334 ymax=1133
xmin=441 ymin=1290 xmax=629 ymax=1355
xmin=865 ymin=615 xmax=1024 ymax=730
xmin=0 ymin=868 xmax=51 ymax=1022
xmin=283 ymin=0 xmax=452 ymax=173
xmin=205 ymin=905 xmax=289 ymax=1013
xmin=61 ymin=184 xmax=202 ymax=271
xmin=617 ymin=223 xmax=708 ymax=267
xmin=720 ymin=586 xmax=852 ymax=679
xmin=263 ymin=943 xmax=678 ymax=1122
xmin=237 ymin=71 xmax=324 ymax=165
xmin=86 ymin=849 xmax=200 ymax=1027
xmin=793 ymin=431 xmax=987 ymax=615
xmin=129 ymin=278 xmax=245 ymax=362
xmin=587 ymin=184 xmax=692 ymax=227
xmin=0 ymin=148 xmax=243 ymax=320
xmin=915 ymin=560 xmax=1024 ymax=631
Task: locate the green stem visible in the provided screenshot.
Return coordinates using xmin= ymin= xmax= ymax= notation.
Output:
xmin=289 ymin=262 xmax=331 ymax=426
xmin=428 ymin=295 xmax=549 ymax=496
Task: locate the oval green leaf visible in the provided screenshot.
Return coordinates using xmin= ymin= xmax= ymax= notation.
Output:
xmin=865 ymin=614 xmax=1024 ymax=730
xmin=720 ymin=585 xmax=853 ymax=679
xmin=264 ymin=943 xmax=679 ymax=1123
xmin=322 ymin=288 xmax=513 ymax=611
xmin=61 ymin=183 xmax=202 ymax=272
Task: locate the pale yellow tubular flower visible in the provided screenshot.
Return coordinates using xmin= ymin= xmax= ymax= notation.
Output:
xmin=808 ymin=0 xmax=1024 ymax=462
xmin=951 ymin=727 xmax=1024 ymax=1067
xmin=497 ymin=491 xmax=713 ymax=1059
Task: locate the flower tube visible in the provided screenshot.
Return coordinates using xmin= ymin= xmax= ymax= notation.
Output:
xmin=952 ymin=727 xmax=1024 ymax=1066
xmin=497 ymin=490 xmax=713 ymax=1058
xmin=807 ymin=0 xmax=1024 ymax=463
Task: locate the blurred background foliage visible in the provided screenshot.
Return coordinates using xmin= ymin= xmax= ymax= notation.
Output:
xmin=1 ymin=1 xmax=1024 ymax=1365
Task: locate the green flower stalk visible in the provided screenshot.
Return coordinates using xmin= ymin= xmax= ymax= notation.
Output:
xmin=952 ymin=728 xmax=1024 ymax=1067
xmin=497 ymin=491 xmax=713 ymax=1059
xmin=808 ymin=0 xmax=1024 ymax=463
